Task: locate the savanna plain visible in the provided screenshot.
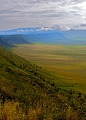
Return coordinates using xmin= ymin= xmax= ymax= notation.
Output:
xmin=12 ymin=44 xmax=86 ymax=94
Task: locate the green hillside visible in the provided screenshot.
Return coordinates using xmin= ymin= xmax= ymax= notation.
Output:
xmin=0 ymin=46 xmax=53 ymax=99
xmin=0 ymin=47 xmax=86 ymax=120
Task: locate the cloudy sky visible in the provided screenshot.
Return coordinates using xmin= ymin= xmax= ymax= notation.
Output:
xmin=0 ymin=0 xmax=86 ymax=30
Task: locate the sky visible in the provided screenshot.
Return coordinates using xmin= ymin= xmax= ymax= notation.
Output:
xmin=0 ymin=0 xmax=86 ymax=30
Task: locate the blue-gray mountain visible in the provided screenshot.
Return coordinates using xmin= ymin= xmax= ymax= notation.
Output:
xmin=0 ymin=27 xmax=86 ymax=48
xmin=0 ymin=35 xmax=31 ymax=48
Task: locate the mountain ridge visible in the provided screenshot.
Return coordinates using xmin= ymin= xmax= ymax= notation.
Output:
xmin=0 ymin=34 xmax=31 ymax=48
xmin=0 ymin=27 xmax=86 ymax=45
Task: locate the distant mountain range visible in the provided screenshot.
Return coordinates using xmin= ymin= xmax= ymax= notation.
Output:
xmin=0 ymin=27 xmax=86 ymax=38
xmin=0 ymin=27 xmax=86 ymax=48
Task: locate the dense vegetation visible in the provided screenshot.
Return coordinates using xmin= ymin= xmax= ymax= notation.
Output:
xmin=0 ymin=46 xmax=86 ymax=120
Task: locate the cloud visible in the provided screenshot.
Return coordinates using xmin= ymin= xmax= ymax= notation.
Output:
xmin=52 ymin=25 xmax=70 ymax=31
xmin=70 ymin=0 xmax=85 ymax=3
xmin=72 ymin=23 xmax=86 ymax=30
xmin=0 ymin=0 xmax=86 ymax=30
xmin=80 ymin=23 xmax=86 ymax=27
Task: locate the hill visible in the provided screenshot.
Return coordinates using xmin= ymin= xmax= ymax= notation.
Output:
xmin=1 ymin=27 xmax=86 ymax=45
xmin=0 ymin=37 xmax=14 ymax=48
xmin=26 ymin=30 xmax=86 ymax=45
xmin=63 ymin=29 xmax=86 ymax=39
xmin=25 ymin=31 xmax=70 ymax=44
xmin=0 ymin=35 xmax=31 ymax=48
xmin=0 ymin=47 xmax=86 ymax=120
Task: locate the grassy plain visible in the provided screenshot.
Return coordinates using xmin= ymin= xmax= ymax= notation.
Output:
xmin=12 ymin=44 xmax=86 ymax=94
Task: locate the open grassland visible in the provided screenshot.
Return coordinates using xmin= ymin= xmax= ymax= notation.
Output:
xmin=12 ymin=44 xmax=86 ymax=94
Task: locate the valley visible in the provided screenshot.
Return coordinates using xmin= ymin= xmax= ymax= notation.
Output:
xmin=1 ymin=0 xmax=86 ymax=118
xmin=0 ymin=28 xmax=86 ymax=119
xmin=12 ymin=44 xmax=86 ymax=94
xmin=1 ymin=45 xmax=86 ymax=120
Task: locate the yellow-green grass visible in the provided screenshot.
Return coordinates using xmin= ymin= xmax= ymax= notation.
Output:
xmin=12 ymin=44 xmax=86 ymax=94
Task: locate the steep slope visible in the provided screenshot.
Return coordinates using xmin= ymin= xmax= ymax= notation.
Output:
xmin=0 ymin=35 xmax=31 ymax=48
xmin=0 ymin=47 xmax=86 ymax=120
xmin=0 ymin=37 xmax=14 ymax=48
xmin=0 ymin=47 xmax=52 ymax=98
